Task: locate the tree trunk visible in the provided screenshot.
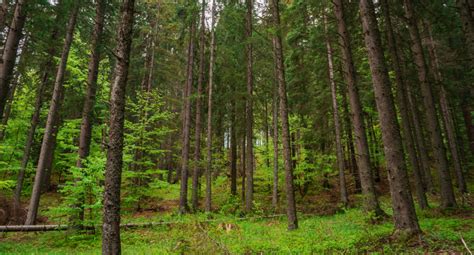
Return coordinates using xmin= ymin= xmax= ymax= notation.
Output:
xmin=333 ymin=0 xmax=383 ymax=216
xmin=25 ymin=4 xmax=79 ymax=225
xmin=270 ymin=0 xmax=297 ymax=230
xmin=192 ymin=0 xmax=206 ymax=211
xmin=205 ymin=0 xmax=217 ymax=212
xmin=360 ymin=0 xmax=420 ymax=235
xmin=244 ymin=0 xmax=254 ymax=213
xmin=101 ymin=0 xmax=135 ymax=253
xmin=230 ymin=100 xmax=237 ymax=196
xmin=0 ymin=0 xmax=9 ymax=43
xmin=403 ymin=0 xmax=457 ymax=208
xmin=461 ymin=101 xmax=474 ymax=156
xmin=271 ymin=45 xmax=279 ymax=209
xmin=324 ymin=15 xmax=348 ymax=207
xmin=0 ymin=0 xmax=27 ymax=122
xmin=241 ymin=135 xmax=246 ymax=203
xmin=425 ymin=24 xmax=467 ymax=194
xmin=456 ymin=0 xmax=474 ymax=67
xmin=73 ymin=0 xmax=105 ymax=223
xmin=179 ymin=9 xmax=196 ymax=214
xmin=380 ymin=0 xmax=428 ymax=209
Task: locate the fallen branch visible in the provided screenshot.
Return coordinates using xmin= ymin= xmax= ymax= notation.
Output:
xmin=0 ymin=214 xmax=286 ymax=233
xmin=461 ymin=235 xmax=472 ymax=255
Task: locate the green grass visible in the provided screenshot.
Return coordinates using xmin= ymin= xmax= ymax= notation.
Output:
xmin=1 ymin=206 xmax=472 ymax=254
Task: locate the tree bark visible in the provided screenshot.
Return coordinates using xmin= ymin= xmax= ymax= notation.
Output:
xmin=179 ymin=8 xmax=197 ymax=214
xmin=461 ymin=101 xmax=474 ymax=156
xmin=270 ymin=0 xmax=298 ymax=230
xmin=244 ymin=0 xmax=254 ymax=213
xmin=456 ymin=0 xmax=474 ymax=67
xmin=0 ymin=0 xmax=27 ymax=122
xmin=230 ymin=99 xmax=237 ymax=196
xmin=425 ymin=24 xmax=467 ymax=194
xmin=25 ymin=4 xmax=79 ymax=225
xmin=192 ymin=0 xmax=206 ymax=211
xmin=380 ymin=0 xmax=428 ymax=209
xmin=205 ymin=0 xmax=217 ymax=212
xmin=360 ymin=0 xmax=420 ymax=235
xmin=271 ymin=43 xmax=279 ymax=209
xmin=324 ymin=15 xmax=348 ymax=207
xmin=403 ymin=0 xmax=457 ymax=208
xmin=101 ymin=0 xmax=135 ymax=253
xmin=333 ymin=0 xmax=383 ymax=216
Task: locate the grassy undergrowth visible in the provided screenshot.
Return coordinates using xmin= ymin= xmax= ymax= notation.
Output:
xmin=0 ymin=206 xmax=472 ymax=254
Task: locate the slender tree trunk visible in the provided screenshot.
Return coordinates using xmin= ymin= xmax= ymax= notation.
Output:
xmin=360 ymin=0 xmax=420 ymax=235
xmin=380 ymin=0 xmax=428 ymax=209
xmin=333 ymin=0 xmax=383 ymax=216
xmin=461 ymin=101 xmax=474 ymax=155
xmin=270 ymin=0 xmax=297 ymax=230
xmin=271 ymin=49 xmax=279 ymax=209
xmin=324 ymin=15 xmax=348 ymax=207
xmin=241 ymin=135 xmax=246 ymax=203
xmin=456 ymin=0 xmax=474 ymax=66
xmin=73 ymin=0 xmax=105 ymax=223
xmin=25 ymin=4 xmax=79 ymax=225
xmin=205 ymin=0 xmax=216 ymax=212
xmin=0 ymin=0 xmax=27 ymax=121
xmin=425 ymin=25 xmax=467 ymax=194
xmin=230 ymin=100 xmax=237 ymax=196
xmin=192 ymin=0 xmax=206 ymax=211
xmin=179 ymin=8 xmax=197 ymax=214
xmin=244 ymin=0 xmax=254 ymax=213
xmin=101 ymin=0 xmax=135 ymax=253
xmin=403 ymin=0 xmax=457 ymax=208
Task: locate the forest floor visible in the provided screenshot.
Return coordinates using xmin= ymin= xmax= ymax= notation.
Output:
xmin=0 ymin=187 xmax=473 ymax=254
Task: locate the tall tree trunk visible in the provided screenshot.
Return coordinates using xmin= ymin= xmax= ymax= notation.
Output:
xmin=270 ymin=0 xmax=298 ymax=230
xmin=324 ymin=15 xmax=348 ymax=207
xmin=73 ymin=0 xmax=106 ymax=223
xmin=456 ymin=0 xmax=474 ymax=67
xmin=192 ymin=0 xmax=206 ymax=211
xmin=271 ymin=47 xmax=279 ymax=209
xmin=403 ymin=0 xmax=457 ymax=208
xmin=333 ymin=0 xmax=383 ymax=216
xmin=425 ymin=24 xmax=467 ymax=194
xmin=244 ymin=0 xmax=254 ymax=213
xmin=380 ymin=0 xmax=428 ymax=209
xmin=230 ymin=100 xmax=237 ymax=196
xmin=241 ymin=135 xmax=246 ymax=203
xmin=25 ymin=4 xmax=79 ymax=225
xmin=0 ymin=0 xmax=27 ymax=122
xmin=360 ymin=0 xmax=420 ymax=235
xmin=179 ymin=7 xmax=197 ymax=214
xmin=461 ymin=101 xmax=474 ymax=155
xmin=101 ymin=0 xmax=135 ymax=253
xmin=205 ymin=0 xmax=217 ymax=212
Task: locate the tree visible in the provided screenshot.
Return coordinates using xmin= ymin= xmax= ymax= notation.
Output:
xmin=0 ymin=0 xmax=27 ymax=121
xmin=25 ymin=2 xmax=80 ymax=225
xmin=333 ymin=0 xmax=383 ymax=216
xmin=101 ymin=0 xmax=135 ymax=253
xmin=270 ymin=0 xmax=298 ymax=230
xmin=324 ymin=14 xmax=348 ymax=207
xmin=403 ymin=0 xmax=457 ymax=208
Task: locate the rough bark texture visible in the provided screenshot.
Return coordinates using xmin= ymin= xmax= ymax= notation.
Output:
xmin=179 ymin=9 xmax=196 ymax=215
xmin=244 ymin=0 xmax=254 ymax=213
xmin=380 ymin=0 xmax=428 ymax=209
xmin=271 ymin=0 xmax=298 ymax=230
xmin=403 ymin=0 xmax=457 ymax=208
xmin=271 ymin=48 xmax=279 ymax=208
xmin=101 ymin=0 xmax=135 ymax=253
xmin=333 ymin=0 xmax=383 ymax=216
xmin=425 ymin=25 xmax=467 ymax=194
xmin=360 ymin=0 xmax=420 ymax=235
xmin=205 ymin=0 xmax=217 ymax=212
xmin=0 ymin=0 xmax=27 ymax=121
xmin=192 ymin=0 xmax=206 ymax=210
xmin=324 ymin=16 xmax=348 ymax=207
xmin=25 ymin=4 xmax=79 ymax=225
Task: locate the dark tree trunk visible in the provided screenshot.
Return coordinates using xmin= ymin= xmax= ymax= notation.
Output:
xmin=0 ymin=0 xmax=27 ymax=122
xmin=179 ymin=10 xmax=196 ymax=214
xmin=360 ymin=0 xmax=420 ymax=235
xmin=425 ymin=25 xmax=467 ymax=194
xmin=101 ymin=0 xmax=135 ymax=253
xmin=461 ymin=101 xmax=474 ymax=156
xmin=380 ymin=0 xmax=428 ymax=209
xmin=192 ymin=0 xmax=206 ymax=211
xmin=333 ymin=0 xmax=383 ymax=216
xmin=241 ymin=135 xmax=246 ymax=203
xmin=270 ymin=0 xmax=298 ymax=230
xmin=205 ymin=0 xmax=216 ymax=212
xmin=244 ymin=0 xmax=254 ymax=213
xmin=271 ymin=46 xmax=279 ymax=209
xmin=25 ymin=4 xmax=79 ymax=225
xmin=456 ymin=0 xmax=474 ymax=67
xmin=403 ymin=0 xmax=457 ymax=208
xmin=230 ymin=101 xmax=237 ymax=196
xmin=324 ymin=15 xmax=348 ymax=207
xmin=72 ymin=0 xmax=106 ymax=223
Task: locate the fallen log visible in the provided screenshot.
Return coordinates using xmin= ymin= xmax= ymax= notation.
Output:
xmin=0 ymin=214 xmax=286 ymax=233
